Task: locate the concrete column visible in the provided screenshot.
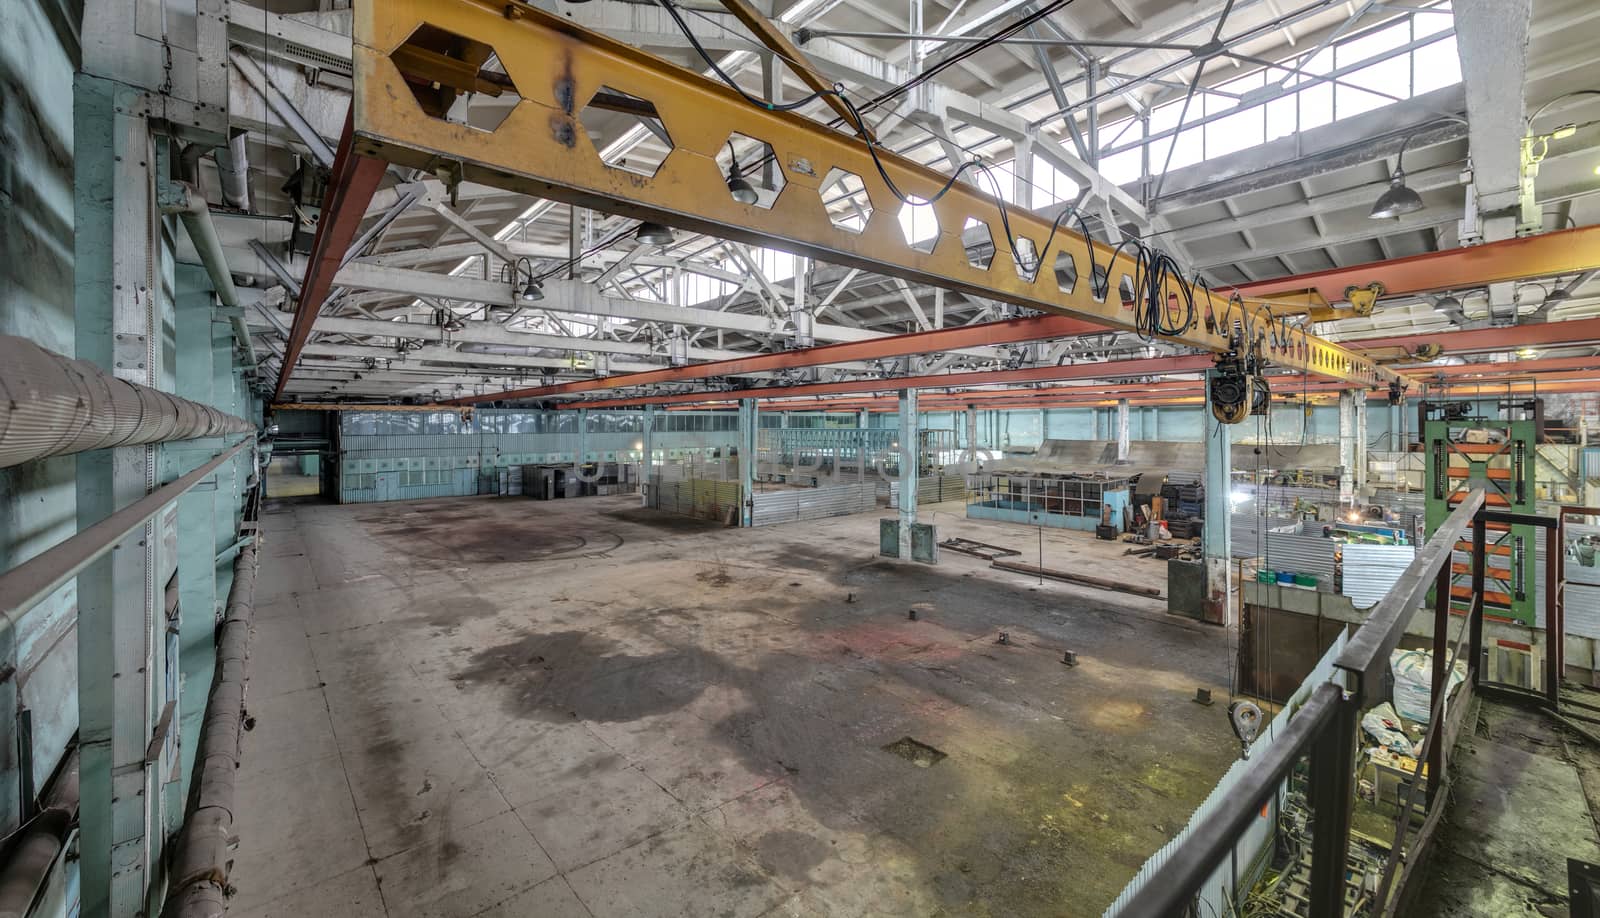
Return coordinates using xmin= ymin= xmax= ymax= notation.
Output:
xmin=576 ymin=406 xmax=588 ymax=465
xmin=1116 ymin=398 xmax=1130 ymax=462
xmin=1354 ymin=389 xmax=1368 ymax=493
xmin=857 ymin=408 xmax=870 ymax=483
xmin=964 ymin=407 xmax=979 ymax=469
xmin=1012 ymin=137 xmax=1034 ymax=207
xmin=1338 ymin=390 xmax=1356 ymax=504
xmin=739 ymin=398 xmax=757 ymax=526
xmin=1202 ymin=371 xmax=1233 ymax=627
xmin=641 ymin=405 xmax=654 ymax=506
xmin=899 ymin=389 xmax=919 ymax=559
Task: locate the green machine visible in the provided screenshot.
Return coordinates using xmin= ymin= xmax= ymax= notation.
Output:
xmin=1424 ymin=416 xmax=1537 ymax=625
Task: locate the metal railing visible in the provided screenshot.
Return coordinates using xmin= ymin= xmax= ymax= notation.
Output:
xmin=1118 ymin=488 xmax=1513 ymax=917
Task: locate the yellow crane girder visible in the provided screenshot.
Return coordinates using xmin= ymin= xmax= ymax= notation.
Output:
xmin=349 ymin=0 xmax=1402 ymax=390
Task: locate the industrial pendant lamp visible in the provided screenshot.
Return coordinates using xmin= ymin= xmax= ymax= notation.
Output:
xmin=726 ymin=141 xmax=759 ymax=205
xmin=1369 ymin=132 xmax=1426 ymax=219
xmin=511 ymin=256 xmax=543 ymax=302
xmin=635 ymin=221 xmax=675 ymax=246
xmin=1369 ymin=169 xmax=1424 ymax=219
xmin=728 ymin=172 xmax=759 ymax=205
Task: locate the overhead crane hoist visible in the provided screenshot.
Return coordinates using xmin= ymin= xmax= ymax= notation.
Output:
xmin=326 ymin=0 xmax=1407 ymax=421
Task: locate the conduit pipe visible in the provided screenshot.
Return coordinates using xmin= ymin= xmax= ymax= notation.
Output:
xmin=0 ymin=336 xmax=255 ymax=469
xmin=159 ymin=181 xmax=259 ymax=367
xmin=161 ymin=541 xmax=259 ymax=918
xmin=0 ymin=746 xmax=80 ymax=916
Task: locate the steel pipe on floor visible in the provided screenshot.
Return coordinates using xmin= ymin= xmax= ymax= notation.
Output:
xmin=0 ymin=335 xmax=255 ymax=469
xmin=0 ymin=746 xmax=80 ymax=916
xmin=161 ymin=540 xmax=259 ymax=918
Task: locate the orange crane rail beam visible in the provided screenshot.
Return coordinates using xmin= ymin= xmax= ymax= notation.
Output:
xmin=1346 ymin=316 xmax=1600 ymax=357
xmin=350 ymin=0 xmax=1396 ymax=399
xmin=556 ymin=356 xmax=1599 ymax=411
xmin=560 ymin=353 xmax=1214 ymax=409
xmin=1234 ymin=224 xmax=1600 ymax=306
xmin=275 ymin=110 xmax=387 ymax=400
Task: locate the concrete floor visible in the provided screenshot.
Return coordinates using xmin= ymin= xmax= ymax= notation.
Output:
xmin=1414 ymin=692 xmax=1600 ymax=916
xmin=231 ymin=494 xmax=1239 ymax=918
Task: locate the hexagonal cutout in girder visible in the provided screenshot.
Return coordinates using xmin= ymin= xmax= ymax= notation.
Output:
xmin=391 ymin=24 xmax=521 ymax=133
xmin=961 ymin=218 xmax=995 ymax=270
xmin=897 ymin=196 xmax=939 ymax=254
xmin=1090 ymin=264 xmax=1111 ymax=301
xmin=1009 ymin=235 xmax=1040 ymax=280
xmin=580 ymin=86 xmax=674 ymax=178
xmin=820 ymin=167 xmax=873 ymax=234
xmin=719 ymin=132 xmax=786 ymax=209
xmin=1117 ymin=275 xmax=1137 ymax=307
xmin=1053 ymin=250 xmax=1078 ymax=293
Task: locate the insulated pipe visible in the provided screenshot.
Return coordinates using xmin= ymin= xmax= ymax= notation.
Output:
xmin=216 ymin=132 xmax=252 ymax=210
xmin=0 ymin=336 xmax=255 ymax=469
xmin=0 ymin=746 xmax=79 ymax=916
xmin=161 ymin=541 xmax=258 ymax=918
xmin=160 ymin=181 xmax=259 ymax=367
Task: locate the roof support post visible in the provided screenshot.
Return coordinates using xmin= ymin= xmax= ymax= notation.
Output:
xmin=1454 ymin=0 xmax=1532 ymax=226
xmin=1116 ymin=398 xmax=1130 ymax=463
xmin=1339 ymin=389 xmax=1357 ymax=505
xmin=898 ymin=388 xmax=919 ymax=560
xmin=641 ymin=406 xmax=655 ymax=506
xmin=739 ymin=398 xmax=758 ymax=526
xmin=1454 ymin=0 xmax=1533 ymax=328
xmin=1203 ymin=369 xmax=1232 ymax=627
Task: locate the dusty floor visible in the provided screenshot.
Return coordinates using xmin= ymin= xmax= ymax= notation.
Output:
xmin=231 ymin=494 xmax=1240 ymax=918
xmin=1413 ymin=691 xmax=1600 ymax=916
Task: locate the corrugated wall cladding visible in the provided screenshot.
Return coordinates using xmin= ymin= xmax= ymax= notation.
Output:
xmin=890 ymin=475 xmax=968 ymax=506
xmin=1229 ymin=514 xmax=1299 ymax=558
xmin=1250 ymin=533 xmax=1338 ymax=586
xmin=647 ymin=477 xmax=740 ymax=523
xmin=750 ymin=484 xmax=877 ymax=526
xmin=1342 ymin=544 xmax=1416 ymax=609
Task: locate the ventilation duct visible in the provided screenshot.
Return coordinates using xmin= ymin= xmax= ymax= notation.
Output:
xmin=0 ymin=336 xmax=255 ymax=469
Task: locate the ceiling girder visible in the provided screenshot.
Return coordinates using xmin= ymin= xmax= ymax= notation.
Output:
xmin=348 ymin=0 xmax=1398 ymax=400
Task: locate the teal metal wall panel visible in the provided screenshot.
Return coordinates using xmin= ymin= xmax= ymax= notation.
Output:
xmin=334 ymin=409 xmax=739 ymax=503
xmin=0 ymin=0 xmax=83 ymax=842
xmin=167 ymin=264 xmax=223 ymax=803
